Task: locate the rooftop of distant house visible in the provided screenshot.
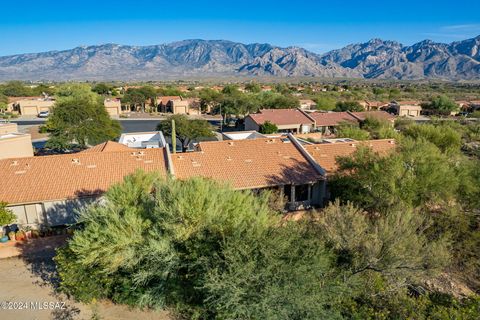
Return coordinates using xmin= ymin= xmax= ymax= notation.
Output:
xmin=304 ymin=139 xmax=396 ymax=173
xmin=248 ymin=109 xmax=314 ymax=126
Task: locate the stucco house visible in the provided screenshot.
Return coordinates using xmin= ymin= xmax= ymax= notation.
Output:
xmin=244 ymin=109 xmax=316 ymax=134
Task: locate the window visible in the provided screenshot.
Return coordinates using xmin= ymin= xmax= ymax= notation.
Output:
xmin=295 ymin=185 xmax=309 ymax=202
xmin=284 ymin=185 xmax=292 ymax=202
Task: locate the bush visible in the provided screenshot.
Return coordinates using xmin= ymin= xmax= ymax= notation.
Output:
xmin=336 ymin=124 xmax=370 ymax=140
xmin=0 ymin=202 xmax=15 ymax=226
xmin=259 ymin=121 xmax=278 ymax=134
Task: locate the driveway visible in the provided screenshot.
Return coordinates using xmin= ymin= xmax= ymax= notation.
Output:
xmin=0 ymin=237 xmax=171 ymax=320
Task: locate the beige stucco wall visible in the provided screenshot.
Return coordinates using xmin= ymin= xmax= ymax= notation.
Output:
xmin=0 ymin=123 xmax=18 ymax=134
xmin=0 ymin=134 xmax=34 ymax=160
xmin=18 ymin=100 xmax=55 ymax=115
xmin=7 ymin=197 xmax=98 ymax=228
xmin=399 ymin=105 xmax=421 ymax=117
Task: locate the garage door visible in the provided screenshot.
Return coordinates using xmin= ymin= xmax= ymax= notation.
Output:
xmin=106 ymin=107 xmax=119 ymax=116
xmin=22 ymin=106 xmax=38 ymax=115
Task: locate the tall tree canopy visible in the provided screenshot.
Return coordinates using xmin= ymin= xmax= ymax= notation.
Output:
xmin=156 ymin=114 xmax=214 ymax=152
xmin=45 ymin=84 xmax=121 ymax=150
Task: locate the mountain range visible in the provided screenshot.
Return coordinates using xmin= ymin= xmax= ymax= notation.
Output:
xmin=0 ymin=36 xmax=479 ymax=81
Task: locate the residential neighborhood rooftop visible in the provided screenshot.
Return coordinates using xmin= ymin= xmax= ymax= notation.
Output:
xmin=248 ymin=109 xmax=314 ymax=126
xmin=0 ymin=148 xmax=169 ymax=204
xmin=172 ymin=137 xmax=323 ymax=190
xmin=304 ymin=139 xmax=396 ymax=173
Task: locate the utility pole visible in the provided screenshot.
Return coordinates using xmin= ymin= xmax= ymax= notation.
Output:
xmin=171 ymin=119 xmax=176 ymax=154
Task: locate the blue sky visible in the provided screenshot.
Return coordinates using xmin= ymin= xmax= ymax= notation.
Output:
xmin=1 ymin=0 xmax=479 ymax=56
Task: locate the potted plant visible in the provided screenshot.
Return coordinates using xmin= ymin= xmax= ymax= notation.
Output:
xmin=15 ymin=230 xmax=25 ymax=241
xmin=23 ymin=226 xmax=32 ymax=239
xmin=8 ymin=231 xmax=16 ymax=241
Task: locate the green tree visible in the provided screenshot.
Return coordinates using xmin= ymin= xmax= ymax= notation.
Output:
xmin=56 ymin=172 xmax=279 ymax=316
xmin=156 ymin=114 xmax=214 ymax=152
xmin=335 ymin=101 xmax=364 ymax=112
xmin=423 ymin=95 xmax=459 ymax=113
xmin=336 ymin=123 xmax=371 ymax=140
xmin=245 ymin=82 xmax=261 ymax=93
xmin=0 ymin=202 xmax=15 ymax=227
xmin=361 ymin=116 xmax=398 ymax=139
xmin=314 ymin=95 xmax=337 ymax=111
xmin=92 ymin=83 xmax=112 ymax=95
xmin=45 ymin=85 xmax=121 ymax=149
xmin=402 ymin=123 xmax=462 ymax=154
xmin=259 ymin=121 xmax=278 ymax=134
xmin=0 ymin=94 xmax=8 ymax=115
xmin=318 ymin=201 xmax=449 ymax=284
xmin=0 ymin=81 xmax=33 ymax=97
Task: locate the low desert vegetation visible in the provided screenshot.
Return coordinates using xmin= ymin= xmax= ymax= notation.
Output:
xmin=56 ymin=122 xmax=480 ymax=320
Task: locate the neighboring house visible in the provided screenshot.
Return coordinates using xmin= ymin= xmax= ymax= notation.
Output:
xmin=299 ymin=99 xmax=317 ymax=110
xmin=104 ymin=98 xmax=123 ymax=116
xmin=0 ymin=133 xmax=34 ymax=160
xmin=221 ymin=131 xmax=268 ymax=140
xmin=0 ymin=132 xmax=396 ymax=227
xmin=0 ymin=123 xmax=34 ymax=160
xmin=349 ymin=111 xmax=395 ymax=124
xmin=308 ymin=112 xmax=358 ymax=135
xmin=244 ymin=109 xmax=316 ymax=134
xmin=0 ymin=122 xmax=18 ymax=135
xmin=245 ymin=109 xmax=394 ymax=135
xmin=359 ymin=100 xmax=389 ymax=111
xmin=304 ymin=139 xmax=396 ymax=200
xmin=118 ymin=131 xmax=167 ymax=149
xmin=9 ymin=97 xmax=55 ymax=115
xmin=387 ymin=101 xmax=422 ymax=117
xmin=172 ymin=136 xmax=325 ymax=211
xmin=0 ymin=142 xmax=171 ymax=227
xmin=157 ymin=96 xmax=201 ymax=115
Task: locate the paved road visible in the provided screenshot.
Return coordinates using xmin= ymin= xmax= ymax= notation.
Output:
xmin=12 ymin=119 xmax=222 ymax=133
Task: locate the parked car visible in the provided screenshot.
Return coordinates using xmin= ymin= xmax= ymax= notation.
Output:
xmin=38 ymin=111 xmax=50 ymax=118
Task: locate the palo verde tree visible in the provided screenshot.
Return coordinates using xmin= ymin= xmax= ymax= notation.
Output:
xmin=156 ymin=114 xmax=214 ymax=152
xmin=45 ymin=84 xmax=121 ymax=150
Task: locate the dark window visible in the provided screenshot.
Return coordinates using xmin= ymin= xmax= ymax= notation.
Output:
xmin=284 ymin=185 xmax=292 ymax=202
xmin=295 ymin=185 xmax=309 ymax=202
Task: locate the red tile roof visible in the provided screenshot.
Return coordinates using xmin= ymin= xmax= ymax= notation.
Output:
xmin=173 ymin=137 xmax=322 ymax=190
xmin=248 ymin=109 xmax=314 ymax=126
xmin=308 ymin=112 xmax=357 ymax=126
xmin=305 ymin=139 xmax=396 ymax=173
xmin=81 ymin=141 xmax=132 ymax=153
xmin=157 ymin=96 xmax=182 ymax=105
xmin=0 ymin=148 xmax=169 ymax=204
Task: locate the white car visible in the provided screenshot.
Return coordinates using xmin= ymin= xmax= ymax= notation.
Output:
xmin=38 ymin=111 xmax=50 ymax=118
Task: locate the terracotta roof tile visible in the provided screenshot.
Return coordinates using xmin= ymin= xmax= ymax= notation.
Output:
xmin=305 ymin=139 xmax=396 ymax=173
xmin=81 ymin=141 xmax=133 ymax=153
xmin=173 ymin=137 xmax=322 ymax=190
xmin=0 ymin=148 xmax=168 ymax=204
xmin=308 ymin=112 xmax=357 ymax=126
xmin=248 ymin=109 xmax=314 ymax=126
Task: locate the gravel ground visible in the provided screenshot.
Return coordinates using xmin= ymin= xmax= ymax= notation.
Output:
xmin=0 ymin=237 xmax=171 ymax=320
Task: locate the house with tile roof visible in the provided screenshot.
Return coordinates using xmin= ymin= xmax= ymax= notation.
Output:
xmin=156 ymin=96 xmax=201 ymax=115
xmin=244 ymin=109 xmax=316 ymax=134
xmin=173 ymin=135 xmax=325 ymax=210
xmin=0 ymin=144 xmax=171 ymax=226
xmin=0 ymin=130 xmax=396 ymax=228
xmin=245 ymin=109 xmax=394 ymax=136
